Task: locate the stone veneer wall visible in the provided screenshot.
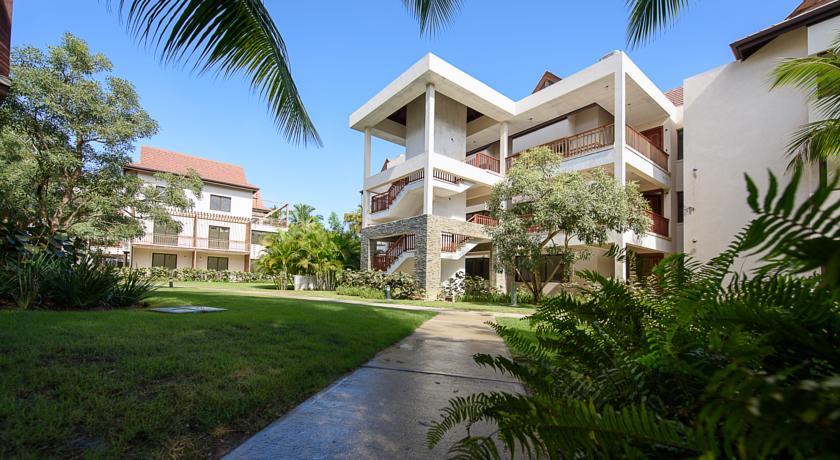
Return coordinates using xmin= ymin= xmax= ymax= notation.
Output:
xmin=360 ymin=215 xmax=490 ymax=300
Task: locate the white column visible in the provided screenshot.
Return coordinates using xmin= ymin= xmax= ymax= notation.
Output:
xmin=499 ymin=122 xmax=509 ymax=175
xmin=423 ymin=84 xmax=435 ymax=215
xmin=613 ymin=60 xmax=627 ymax=281
xmin=362 ymin=128 xmax=371 ymax=228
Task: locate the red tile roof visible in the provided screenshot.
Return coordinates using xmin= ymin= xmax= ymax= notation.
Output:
xmin=532 ymin=71 xmax=562 ymax=94
xmin=788 ymin=0 xmax=835 ymax=18
xmin=126 ymin=146 xmax=259 ymax=190
xmin=664 ymin=86 xmax=684 ymax=107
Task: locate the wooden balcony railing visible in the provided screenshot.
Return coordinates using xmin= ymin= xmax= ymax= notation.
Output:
xmin=134 ymin=233 xmax=248 ymax=252
xmin=370 ymin=170 xmax=425 ymax=213
xmin=467 ymin=214 xmax=498 ymax=227
xmin=433 ymin=169 xmax=461 ymax=185
xmin=373 ymin=234 xmax=416 ymax=271
xmin=506 ymin=124 xmax=615 ymax=170
xmin=647 ymin=211 xmax=670 ymax=237
xmin=464 ymin=151 xmax=500 ymax=173
xmin=441 ymin=233 xmax=471 ymax=253
xmin=626 ymin=126 xmax=669 ymax=171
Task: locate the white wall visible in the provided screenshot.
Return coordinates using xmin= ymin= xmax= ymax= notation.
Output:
xmin=136 ymin=172 xmax=255 ymax=219
xmin=434 ymin=93 xmax=468 ymax=160
xmin=512 ymin=104 xmax=614 ymax=153
xmin=683 ymin=27 xmax=820 ymax=268
xmin=440 ymin=259 xmax=465 ymax=283
xmin=405 ymin=95 xmax=425 ymax=159
xmin=433 ymin=192 xmax=466 ymax=220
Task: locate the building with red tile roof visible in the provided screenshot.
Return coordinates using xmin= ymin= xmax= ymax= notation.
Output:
xmin=126 ymin=146 xmax=259 ymax=190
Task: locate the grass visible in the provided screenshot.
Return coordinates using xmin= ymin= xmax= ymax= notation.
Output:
xmin=165 ymin=281 xmax=536 ymax=315
xmin=0 ymin=289 xmax=434 ymax=459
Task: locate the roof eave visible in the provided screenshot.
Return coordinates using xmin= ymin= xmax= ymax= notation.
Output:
xmin=730 ymin=0 xmax=840 ymax=60
xmin=124 ymin=164 xmax=260 ymax=191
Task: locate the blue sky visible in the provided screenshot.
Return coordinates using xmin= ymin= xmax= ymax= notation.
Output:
xmin=12 ymin=1 xmax=798 ymax=217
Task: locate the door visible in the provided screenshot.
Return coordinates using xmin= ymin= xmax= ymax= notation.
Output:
xmin=643 ymin=191 xmax=664 ymax=216
xmin=640 ymin=126 xmax=664 ymax=150
xmin=208 ymin=226 xmax=230 ymax=250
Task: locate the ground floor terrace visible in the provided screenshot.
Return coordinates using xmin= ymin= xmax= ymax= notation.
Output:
xmin=362 ymin=214 xmax=672 ymax=300
xmin=130 ymin=246 xmax=253 ymax=272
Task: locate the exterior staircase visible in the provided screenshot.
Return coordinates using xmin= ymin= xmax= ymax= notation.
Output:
xmin=373 ymin=234 xmax=416 ymax=272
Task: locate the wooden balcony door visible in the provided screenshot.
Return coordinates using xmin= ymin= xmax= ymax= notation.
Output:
xmin=640 ymin=126 xmax=664 ymax=151
xmin=643 ymin=190 xmax=664 ymax=216
xmin=209 ymin=225 xmax=230 ymax=250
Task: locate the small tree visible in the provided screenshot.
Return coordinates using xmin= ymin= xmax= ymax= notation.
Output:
xmin=488 ymin=147 xmax=649 ymax=303
xmin=0 ymin=33 xmax=201 ymax=242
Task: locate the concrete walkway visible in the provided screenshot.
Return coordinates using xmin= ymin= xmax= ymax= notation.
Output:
xmin=225 ymin=310 xmax=523 ymax=459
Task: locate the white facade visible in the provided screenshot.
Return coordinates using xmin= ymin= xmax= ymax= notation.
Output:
xmin=351 ymin=0 xmax=840 ymax=299
xmin=116 ymin=153 xmax=288 ymax=272
xmin=353 ymin=52 xmax=677 ymax=299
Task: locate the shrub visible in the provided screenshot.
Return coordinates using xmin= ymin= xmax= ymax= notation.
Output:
xmin=439 ymin=270 xmax=466 ymax=301
xmin=43 ymin=255 xmax=121 ymax=310
xmin=336 ymin=269 xmax=422 ymax=300
xmin=111 ymin=269 xmax=156 ymax=307
xmin=117 ymin=267 xmax=274 ymax=283
xmin=428 ymin=170 xmax=840 ymax=458
xmin=336 ymin=285 xmax=385 ymax=299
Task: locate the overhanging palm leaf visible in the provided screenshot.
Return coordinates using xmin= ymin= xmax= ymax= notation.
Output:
xmin=402 ymin=0 xmax=462 ymax=35
xmin=770 ymin=34 xmax=840 ymax=167
xmin=626 ymin=0 xmax=690 ymax=48
xmin=111 ymin=0 xmax=322 ymax=146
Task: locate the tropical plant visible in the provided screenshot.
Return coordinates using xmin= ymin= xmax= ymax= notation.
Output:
xmin=289 ymin=203 xmax=322 ymax=226
xmin=336 ymin=269 xmax=423 ymax=300
xmin=106 ymin=0 xmax=466 ymax=146
xmin=488 ymin=147 xmax=650 ymax=304
xmin=771 ymin=32 xmax=840 ymax=169
xmin=259 ymin=219 xmax=342 ymax=290
xmin=110 ymin=268 xmax=156 ymax=307
xmin=428 ymin=168 xmax=840 ymax=458
xmin=43 ymin=255 xmax=122 ymax=310
xmin=0 ymin=33 xmax=202 ymax=242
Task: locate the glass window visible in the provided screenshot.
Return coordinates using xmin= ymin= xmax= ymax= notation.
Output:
xmin=677 ymin=129 xmax=684 ymax=160
xmin=153 ymin=221 xmax=179 ymax=246
xmin=207 ymin=256 xmax=229 ymax=271
xmin=152 ymin=253 xmax=177 ymax=269
xmin=208 ymin=226 xmax=230 ymax=249
xmin=210 ymin=194 xmax=231 ymax=212
xmin=251 ymin=230 xmax=272 ymax=245
xmin=677 ymin=191 xmax=684 ymax=223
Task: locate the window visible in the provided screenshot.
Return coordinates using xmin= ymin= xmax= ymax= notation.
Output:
xmin=210 ymin=194 xmax=231 ymax=212
xmin=677 ymin=129 xmax=684 ymax=160
xmin=153 ymin=221 xmax=179 ymax=246
xmin=514 ymin=256 xmax=569 ymax=283
xmin=465 ymin=257 xmax=490 ymax=280
xmin=152 ymin=253 xmax=177 ymax=269
xmin=251 ymin=230 xmax=272 ymax=245
xmin=677 ymin=191 xmax=684 ymax=223
xmin=207 ymin=256 xmax=229 ymax=271
xmin=208 ymin=226 xmax=230 ymax=249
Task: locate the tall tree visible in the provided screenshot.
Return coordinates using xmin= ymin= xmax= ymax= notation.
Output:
xmin=0 ymin=33 xmax=201 ymax=241
xmin=289 ymin=203 xmax=322 ymax=226
xmin=488 ymin=147 xmax=650 ymax=304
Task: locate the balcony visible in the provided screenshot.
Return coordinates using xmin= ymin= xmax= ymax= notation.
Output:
xmin=505 ymin=124 xmax=669 ymax=173
xmin=507 ymin=124 xmax=615 ymax=170
xmin=646 ymin=211 xmax=669 ymax=237
xmin=133 ymin=233 xmax=249 ymax=253
xmin=464 ymin=151 xmax=500 ymax=174
xmin=467 ymin=214 xmax=498 ymax=227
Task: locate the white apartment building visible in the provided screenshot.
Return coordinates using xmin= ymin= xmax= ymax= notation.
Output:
xmin=117 ymin=146 xmax=288 ymax=271
xmin=351 ymin=0 xmax=838 ymax=300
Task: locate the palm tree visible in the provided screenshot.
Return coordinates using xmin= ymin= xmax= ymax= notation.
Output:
xmin=771 ymin=33 xmax=840 ymax=169
xmin=289 ymin=203 xmax=322 ymax=226
xmin=108 ymin=0 xmax=461 ymax=146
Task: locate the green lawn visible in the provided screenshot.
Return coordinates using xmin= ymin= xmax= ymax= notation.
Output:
xmin=0 ymin=289 xmax=434 ymax=459
xmin=164 ymin=281 xmax=536 ymax=315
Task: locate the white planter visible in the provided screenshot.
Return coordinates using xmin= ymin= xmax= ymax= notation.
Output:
xmin=293 ymin=275 xmax=315 ymax=291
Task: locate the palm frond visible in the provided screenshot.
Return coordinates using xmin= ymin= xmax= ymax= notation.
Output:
xmin=110 ymin=0 xmax=321 ymax=146
xmin=625 ymin=0 xmax=690 ymax=48
xmin=402 ymin=0 xmax=462 ymax=36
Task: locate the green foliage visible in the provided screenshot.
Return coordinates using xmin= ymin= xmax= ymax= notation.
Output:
xmin=488 ymin=146 xmax=649 ymax=303
xmin=43 ymin=255 xmax=122 ymax=310
xmin=336 ymin=285 xmax=386 ymax=300
xmin=120 ymin=266 xmax=273 ymax=283
xmin=260 ymin=206 xmax=359 ymax=290
xmin=771 ymin=32 xmax=840 ymax=167
xmin=0 ymin=33 xmax=201 ymax=242
xmin=336 ymin=269 xmax=423 ymax=300
xmin=110 ymin=268 xmax=156 ymax=307
xmin=430 ymin=169 xmax=840 ymax=458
